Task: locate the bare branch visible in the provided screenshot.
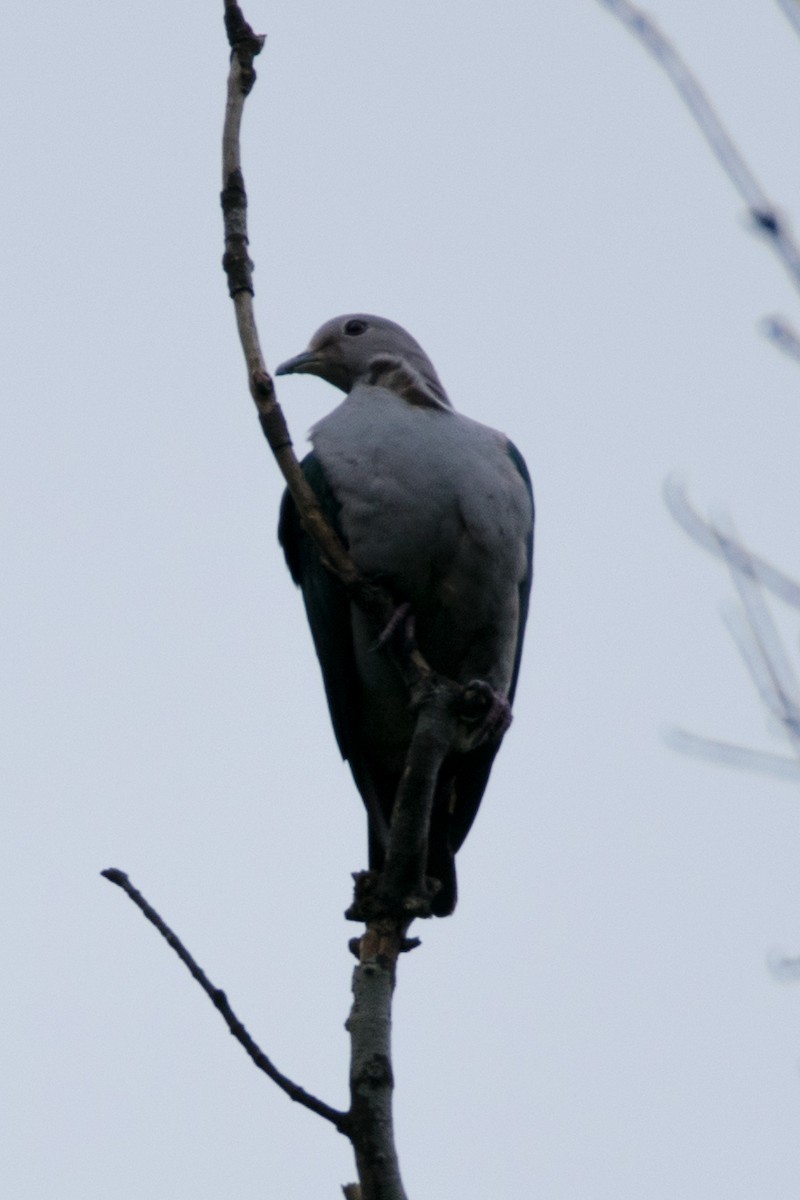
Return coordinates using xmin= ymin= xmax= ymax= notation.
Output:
xmin=665 ymin=727 xmax=800 ymax=782
xmin=597 ymin=0 xmax=800 ymax=300
xmin=664 ymin=484 xmax=800 ymax=780
xmin=721 ymin=602 xmax=800 ymax=737
xmin=664 ymin=477 xmax=800 ymax=611
xmin=101 ymin=869 xmax=349 ymax=1131
xmin=715 ymin=529 xmax=800 ymax=756
xmin=776 ymin=0 xmax=800 ymax=40
xmin=761 ymin=315 xmax=800 ymax=362
xmin=768 ymin=948 xmax=800 ymax=982
xmin=220 ymin=6 xmax=371 ymax=607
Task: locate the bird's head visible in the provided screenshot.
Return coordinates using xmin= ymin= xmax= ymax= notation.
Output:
xmin=276 ymin=314 xmax=451 ymax=409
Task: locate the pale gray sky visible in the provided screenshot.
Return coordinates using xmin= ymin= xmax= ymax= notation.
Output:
xmin=3 ymin=2 xmax=800 ymax=1197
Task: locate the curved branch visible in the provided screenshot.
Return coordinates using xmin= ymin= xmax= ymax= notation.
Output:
xmin=597 ymin=0 xmax=800 ymax=298
xmin=221 ymin=6 xmax=367 ymax=601
xmin=101 ymin=869 xmax=349 ymax=1131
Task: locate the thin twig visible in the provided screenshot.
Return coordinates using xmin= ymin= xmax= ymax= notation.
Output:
xmin=597 ymin=0 xmax=800 ymax=298
xmin=776 ymin=0 xmax=800 ymax=39
xmin=665 ymin=727 xmax=800 ymax=781
xmin=761 ymin=315 xmax=800 ymax=363
xmin=101 ymin=869 xmax=349 ymax=1132
xmin=715 ymin=528 xmax=800 ymax=755
xmin=768 ymin=948 xmax=800 ymax=981
xmin=220 ymin=7 xmax=366 ymax=595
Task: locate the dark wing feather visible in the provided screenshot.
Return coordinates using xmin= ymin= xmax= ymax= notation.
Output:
xmin=278 ymin=453 xmax=359 ymax=764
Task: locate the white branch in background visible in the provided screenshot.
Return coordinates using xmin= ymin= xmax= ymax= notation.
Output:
xmin=715 ymin=523 xmax=800 ymax=754
xmin=597 ymin=0 xmax=800 ymax=347
xmin=664 ymin=728 xmax=800 ymax=781
xmin=664 ymin=480 xmax=800 ymax=781
xmin=664 ymin=476 xmax=800 ymax=611
xmin=761 ymin=316 xmax=800 ymax=363
xmin=767 ymin=948 xmax=800 ymax=982
xmin=776 ymin=0 xmax=800 ymax=40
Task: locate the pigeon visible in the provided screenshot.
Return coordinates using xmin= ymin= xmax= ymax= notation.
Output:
xmin=277 ymin=314 xmax=533 ymax=915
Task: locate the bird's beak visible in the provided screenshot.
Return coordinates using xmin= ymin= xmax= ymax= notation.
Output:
xmin=275 ymin=350 xmax=320 ymax=377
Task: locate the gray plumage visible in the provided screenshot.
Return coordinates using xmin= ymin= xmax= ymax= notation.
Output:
xmin=277 ymin=314 xmax=533 ymax=915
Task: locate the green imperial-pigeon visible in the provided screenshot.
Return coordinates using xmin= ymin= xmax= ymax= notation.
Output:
xmin=277 ymin=315 xmax=534 ymax=915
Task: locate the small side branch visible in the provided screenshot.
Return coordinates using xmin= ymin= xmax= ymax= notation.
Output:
xmin=101 ymin=868 xmax=348 ymax=1132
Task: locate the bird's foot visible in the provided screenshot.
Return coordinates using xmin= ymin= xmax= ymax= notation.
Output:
xmin=374 ymin=601 xmax=416 ymax=655
xmin=457 ymin=680 xmax=512 ymax=745
xmin=345 ymin=867 xmax=438 ymax=923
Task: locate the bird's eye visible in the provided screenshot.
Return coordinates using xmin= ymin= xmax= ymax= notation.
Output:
xmin=344 ymin=319 xmax=368 ymax=336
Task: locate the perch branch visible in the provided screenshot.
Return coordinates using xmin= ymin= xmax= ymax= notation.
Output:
xmin=101 ymin=868 xmax=349 ymax=1131
xmin=221 ymin=5 xmax=367 ymax=602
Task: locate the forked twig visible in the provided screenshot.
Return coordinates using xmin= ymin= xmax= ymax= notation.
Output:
xmin=664 ymin=482 xmax=800 ymax=780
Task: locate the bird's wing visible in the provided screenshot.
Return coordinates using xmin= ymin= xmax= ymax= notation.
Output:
xmin=277 ymin=452 xmax=359 ymax=764
xmin=446 ymin=437 xmax=534 ymax=852
xmin=506 ymin=437 xmax=535 ymax=705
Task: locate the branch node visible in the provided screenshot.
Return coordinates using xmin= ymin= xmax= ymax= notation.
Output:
xmin=221 ymin=248 xmax=255 ymax=298
xmin=224 ymin=1 xmax=265 ymax=93
xmin=751 ymin=207 xmax=781 ymax=237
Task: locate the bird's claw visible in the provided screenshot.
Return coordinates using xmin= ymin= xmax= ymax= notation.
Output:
xmin=457 ymin=680 xmax=512 ymax=745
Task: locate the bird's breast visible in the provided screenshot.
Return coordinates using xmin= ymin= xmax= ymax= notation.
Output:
xmin=311 ymin=388 xmax=530 ymax=681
